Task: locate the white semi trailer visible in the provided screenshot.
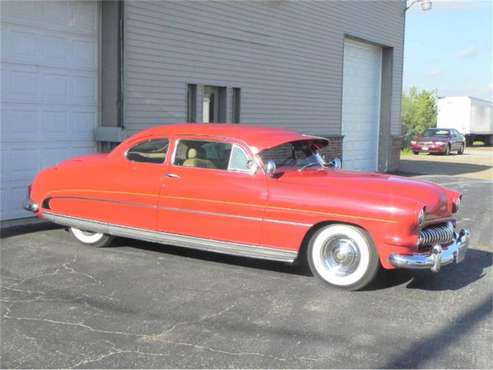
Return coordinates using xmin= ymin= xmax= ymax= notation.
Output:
xmin=437 ymin=96 xmax=493 ymax=145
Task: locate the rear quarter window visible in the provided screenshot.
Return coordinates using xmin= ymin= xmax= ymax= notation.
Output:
xmin=126 ymin=138 xmax=169 ymax=164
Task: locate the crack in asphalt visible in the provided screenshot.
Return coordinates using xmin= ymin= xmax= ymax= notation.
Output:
xmin=2 ymin=314 xmax=148 ymax=337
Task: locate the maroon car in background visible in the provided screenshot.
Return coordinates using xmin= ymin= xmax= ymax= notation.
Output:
xmin=410 ymin=128 xmax=466 ymax=155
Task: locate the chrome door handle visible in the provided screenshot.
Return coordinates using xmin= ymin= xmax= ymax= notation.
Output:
xmin=166 ymin=173 xmax=181 ymax=179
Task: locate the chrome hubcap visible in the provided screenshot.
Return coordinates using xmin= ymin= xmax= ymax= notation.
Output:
xmin=321 ymin=236 xmax=361 ymax=276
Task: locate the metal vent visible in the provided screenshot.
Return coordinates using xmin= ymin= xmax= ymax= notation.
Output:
xmin=418 ymin=222 xmax=455 ymax=247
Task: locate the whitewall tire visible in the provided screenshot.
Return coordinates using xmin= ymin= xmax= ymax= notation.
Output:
xmin=307 ymin=224 xmax=380 ymax=290
xmin=69 ymin=227 xmax=113 ymax=248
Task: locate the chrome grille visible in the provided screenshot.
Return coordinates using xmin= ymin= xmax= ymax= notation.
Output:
xmin=418 ymin=222 xmax=455 ymax=247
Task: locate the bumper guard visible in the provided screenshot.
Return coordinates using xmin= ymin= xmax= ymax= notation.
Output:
xmin=389 ymin=229 xmax=470 ymax=272
xmin=23 ymin=199 xmax=39 ymax=213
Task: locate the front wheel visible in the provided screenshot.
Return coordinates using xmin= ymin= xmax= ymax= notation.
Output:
xmin=307 ymin=224 xmax=380 ymax=291
xmin=458 ymin=143 xmax=464 ymax=154
xmin=69 ymin=227 xmax=113 ymax=248
xmin=444 ymin=145 xmax=450 ymax=155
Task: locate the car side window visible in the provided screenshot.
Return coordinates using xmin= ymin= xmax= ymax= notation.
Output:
xmin=126 ymin=138 xmax=169 ymax=164
xmin=174 ymin=140 xmax=232 ymax=170
xmin=228 ymin=145 xmax=251 ymax=172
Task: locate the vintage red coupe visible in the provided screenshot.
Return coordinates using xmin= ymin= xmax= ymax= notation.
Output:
xmin=24 ymin=124 xmax=470 ymax=290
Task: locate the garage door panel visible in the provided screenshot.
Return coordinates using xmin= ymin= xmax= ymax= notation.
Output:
xmin=71 ymin=111 xmax=97 ymax=139
xmin=42 ymin=34 xmax=72 ymax=65
xmin=42 ymin=110 xmax=69 ymax=137
xmin=4 ymin=66 xmax=39 ymax=102
xmin=0 ymin=0 xmax=98 ymax=220
xmin=341 ymin=39 xmax=382 ymax=172
xmin=43 ymin=74 xmax=70 ymax=103
xmin=1 ymin=107 xmax=39 ymax=141
xmin=71 ymin=75 xmax=97 ymax=103
xmin=72 ymin=39 xmax=97 ymax=69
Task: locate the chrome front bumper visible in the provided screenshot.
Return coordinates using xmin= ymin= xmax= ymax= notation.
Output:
xmin=23 ymin=198 xmax=39 ymax=213
xmin=389 ymin=229 xmax=470 ymax=272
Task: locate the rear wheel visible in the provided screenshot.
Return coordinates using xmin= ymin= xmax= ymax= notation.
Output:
xmin=412 ymin=151 xmax=419 ymax=155
xmin=69 ymin=227 xmax=113 ymax=248
xmin=307 ymin=224 xmax=380 ymax=291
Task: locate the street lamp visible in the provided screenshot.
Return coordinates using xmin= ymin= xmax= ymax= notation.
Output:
xmin=404 ymin=0 xmax=432 ymax=13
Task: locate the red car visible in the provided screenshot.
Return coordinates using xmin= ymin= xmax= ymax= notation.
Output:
xmin=410 ymin=128 xmax=466 ymax=155
xmin=24 ymin=124 xmax=469 ymax=290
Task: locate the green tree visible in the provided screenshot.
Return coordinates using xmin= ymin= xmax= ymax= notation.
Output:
xmin=401 ymin=87 xmax=437 ymax=146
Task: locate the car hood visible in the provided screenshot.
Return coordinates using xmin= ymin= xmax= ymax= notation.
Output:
xmin=276 ymin=168 xmax=453 ymax=218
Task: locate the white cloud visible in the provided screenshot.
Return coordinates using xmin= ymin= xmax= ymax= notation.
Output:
xmin=430 ymin=0 xmax=491 ymax=11
xmin=456 ymin=46 xmax=480 ymax=58
xmin=427 ymin=68 xmax=444 ymax=77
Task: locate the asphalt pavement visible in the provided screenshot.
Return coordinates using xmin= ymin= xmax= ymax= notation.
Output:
xmin=1 ymin=151 xmax=492 ymax=368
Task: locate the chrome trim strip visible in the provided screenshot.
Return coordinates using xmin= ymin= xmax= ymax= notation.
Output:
xmin=48 ymin=196 xmax=158 ymax=210
xmin=263 ymin=217 xmax=312 ymax=228
xmin=161 ymin=206 xmax=311 ymax=228
xmin=47 ymin=196 xmax=311 ymax=228
xmin=43 ymin=211 xmax=298 ymax=263
xmin=160 ymin=205 xmax=262 ymax=222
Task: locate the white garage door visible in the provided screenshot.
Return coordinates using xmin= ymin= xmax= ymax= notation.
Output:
xmin=341 ymin=39 xmax=382 ymax=171
xmin=1 ymin=1 xmax=98 ymax=220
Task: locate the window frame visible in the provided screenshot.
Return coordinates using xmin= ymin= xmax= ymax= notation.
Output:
xmin=171 ymin=137 xmax=256 ymax=175
xmin=232 ymin=87 xmax=241 ymax=123
xmin=124 ymin=137 xmax=170 ymax=165
xmin=228 ymin=144 xmax=252 ymax=173
xmin=186 ymin=84 xmax=197 ymax=122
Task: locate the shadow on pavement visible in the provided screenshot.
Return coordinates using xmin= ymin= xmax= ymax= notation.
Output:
xmin=0 ymin=221 xmax=62 ymax=239
xmin=114 ymin=237 xmax=313 ymax=277
xmin=383 ymin=293 xmax=493 ymax=368
xmin=405 ymin=248 xmax=491 ymax=291
xmin=398 ymin=158 xmax=491 ymax=177
xmin=114 ymin=239 xmax=490 ymax=291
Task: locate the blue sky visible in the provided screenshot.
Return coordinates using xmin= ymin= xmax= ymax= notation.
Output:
xmin=404 ymin=0 xmax=492 ymax=101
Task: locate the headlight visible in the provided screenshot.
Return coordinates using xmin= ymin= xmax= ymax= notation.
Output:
xmin=410 ymin=140 xmax=416 ymax=145
xmin=418 ymin=207 xmax=426 ymax=228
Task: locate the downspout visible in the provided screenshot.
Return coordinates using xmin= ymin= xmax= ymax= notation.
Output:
xmin=117 ymin=0 xmax=125 ymax=129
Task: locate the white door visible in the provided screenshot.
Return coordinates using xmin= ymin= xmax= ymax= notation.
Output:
xmin=341 ymin=39 xmax=382 ymax=171
xmin=0 ymin=1 xmax=99 ymax=220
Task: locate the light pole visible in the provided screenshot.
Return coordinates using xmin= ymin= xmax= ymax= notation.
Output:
xmin=404 ymin=0 xmax=432 ymax=13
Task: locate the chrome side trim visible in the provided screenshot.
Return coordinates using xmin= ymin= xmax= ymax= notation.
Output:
xmin=47 ymin=196 xmax=311 ymax=228
xmin=161 ymin=206 xmax=311 ymax=228
xmin=43 ymin=211 xmax=298 ymax=263
xmin=48 ymin=196 xmax=158 ymax=210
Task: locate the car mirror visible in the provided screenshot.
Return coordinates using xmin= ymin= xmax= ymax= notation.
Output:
xmin=265 ymin=160 xmax=277 ymax=177
xmin=328 ymin=158 xmax=342 ymax=169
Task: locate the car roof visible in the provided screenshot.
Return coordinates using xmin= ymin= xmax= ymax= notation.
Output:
xmin=137 ymin=123 xmax=325 ymax=153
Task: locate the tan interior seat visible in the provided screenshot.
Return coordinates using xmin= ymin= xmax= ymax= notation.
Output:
xmin=183 ymin=148 xmax=215 ymax=169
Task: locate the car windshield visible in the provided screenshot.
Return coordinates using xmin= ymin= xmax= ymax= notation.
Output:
xmin=423 ymin=129 xmax=450 ymax=137
xmin=259 ymin=140 xmax=326 ymax=170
